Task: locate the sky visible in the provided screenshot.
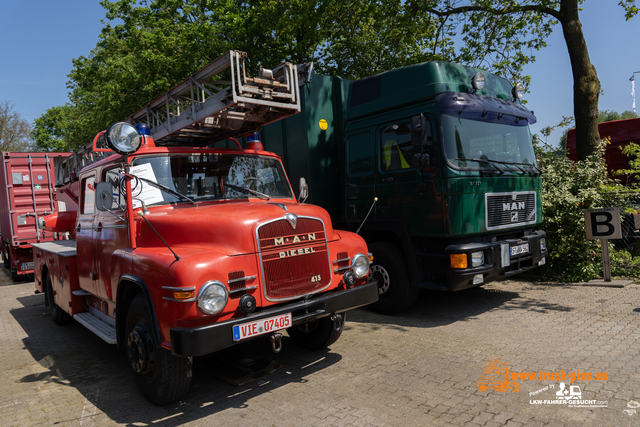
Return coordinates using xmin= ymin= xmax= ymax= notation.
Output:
xmin=1 ymin=1 xmax=638 ymax=148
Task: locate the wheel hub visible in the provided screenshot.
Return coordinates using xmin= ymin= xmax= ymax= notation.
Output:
xmin=127 ymin=323 xmax=154 ymax=374
xmin=370 ymin=265 xmax=391 ymax=295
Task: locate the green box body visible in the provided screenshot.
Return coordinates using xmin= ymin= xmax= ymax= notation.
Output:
xmin=261 ymin=61 xmax=547 ymax=291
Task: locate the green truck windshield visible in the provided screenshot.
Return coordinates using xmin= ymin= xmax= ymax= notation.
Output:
xmin=442 ymin=113 xmax=537 ymax=172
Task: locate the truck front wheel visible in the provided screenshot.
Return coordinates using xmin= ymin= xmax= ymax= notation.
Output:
xmin=367 ymin=242 xmax=419 ymax=315
xmin=287 ymin=313 xmax=345 ymax=350
xmin=126 ymin=295 xmax=192 ymax=405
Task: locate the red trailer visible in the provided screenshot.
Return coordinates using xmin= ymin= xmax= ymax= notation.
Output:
xmin=566 ymin=117 xmax=640 ymax=185
xmin=0 ymin=152 xmax=70 ymax=280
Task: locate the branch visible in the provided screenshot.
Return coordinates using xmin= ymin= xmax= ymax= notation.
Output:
xmin=426 ymin=4 xmax=561 ymax=21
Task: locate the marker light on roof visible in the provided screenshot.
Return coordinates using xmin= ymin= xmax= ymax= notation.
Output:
xmin=472 ymin=72 xmax=485 ymax=91
xmin=513 ymin=83 xmax=525 ymax=100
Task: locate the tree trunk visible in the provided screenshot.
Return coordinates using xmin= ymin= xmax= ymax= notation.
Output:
xmin=560 ymin=0 xmax=600 ymax=161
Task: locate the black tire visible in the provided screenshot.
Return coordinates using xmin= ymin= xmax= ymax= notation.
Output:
xmin=126 ymin=295 xmax=192 ymax=405
xmin=8 ymin=250 xmax=19 ymax=281
xmin=45 ymin=272 xmax=71 ymax=325
xmin=367 ymin=242 xmax=419 ymax=315
xmin=2 ymin=245 xmax=8 ymax=268
xmin=287 ymin=313 xmax=346 ymax=350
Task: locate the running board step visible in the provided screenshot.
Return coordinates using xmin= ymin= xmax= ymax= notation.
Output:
xmin=72 ymin=290 xmax=92 ymax=296
xmin=73 ymin=312 xmax=117 ymax=344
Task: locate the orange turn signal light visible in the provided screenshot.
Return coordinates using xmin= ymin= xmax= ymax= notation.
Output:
xmin=450 ymin=254 xmax=468 ymax=269
xmin=173 ymin=290 xmax=195 ymax=300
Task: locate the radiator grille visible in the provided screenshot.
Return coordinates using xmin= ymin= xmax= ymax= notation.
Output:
xmin=257 ymin=217 xmax=331 ymax=300
xmin=485 ymin=192 xmax=537 ymax=231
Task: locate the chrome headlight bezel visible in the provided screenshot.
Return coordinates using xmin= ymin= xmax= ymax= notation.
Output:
xmin=197 ymin=281 xmax=229 ymax=315
xmin=351 ymin=253 xmax=370 ymax=279
xmin=472 ymin=72 xmax=485 ymax=91
xmin=471 ymin=251 xmax=484 ymax=268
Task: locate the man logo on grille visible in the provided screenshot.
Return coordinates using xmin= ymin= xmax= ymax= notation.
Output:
xmin=274 ymin=233 xmax=317 ymax=246
xmin=511 ymin=212 xmax=518 ymax=222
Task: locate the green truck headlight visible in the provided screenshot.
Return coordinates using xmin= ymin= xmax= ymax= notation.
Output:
xmin=471 ymin=251 xmax=484 ymax=267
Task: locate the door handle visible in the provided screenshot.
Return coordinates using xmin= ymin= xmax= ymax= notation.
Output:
xmin=95 ymin=222 xmax=103 ymax=232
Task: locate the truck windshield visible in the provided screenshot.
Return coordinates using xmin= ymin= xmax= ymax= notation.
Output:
xmin=441 ymin=112 xmax=537 ymax=172
xmin=125 ymin=153 xmax=293 ymax=207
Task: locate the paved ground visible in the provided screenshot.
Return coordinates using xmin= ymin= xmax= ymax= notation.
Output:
xmin=3 ymin=268 xmax=640 ymax=426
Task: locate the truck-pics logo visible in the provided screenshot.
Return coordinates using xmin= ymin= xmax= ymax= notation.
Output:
xmin=478 ymin=356 xmax=609 ymax=408
xmin=477 ymin=356 xmax=521 ymax=392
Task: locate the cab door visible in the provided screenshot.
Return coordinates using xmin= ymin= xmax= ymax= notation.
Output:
xmin=76 ymin=173 xmax=97 ymax=294
xmin=92 ymin=166 xmax=130 ymax=301
xmin=374 ymin=114 xmax=443 ymax=236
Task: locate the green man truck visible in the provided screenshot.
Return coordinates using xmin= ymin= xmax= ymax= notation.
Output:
xmin=259 ymin=61 xmax=548 ymax=314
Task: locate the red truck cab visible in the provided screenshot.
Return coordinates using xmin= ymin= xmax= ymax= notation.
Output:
xmin=566 ymin=117 xmax=640 ymax=184
xmin=34 ymin=123 xmax=378 ymax=404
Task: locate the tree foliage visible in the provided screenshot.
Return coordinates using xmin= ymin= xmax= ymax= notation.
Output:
xmin=535 ymin=137 xmax=633 ymax=281
xmin=31 ymin=104 xmax=79 ymax=152
xmin=33 ymin=0 xmax=552 ymax=151
xmin=34 ymin=0 xmax=638 ymax=155
xmin=0 ymin=101 xmax=34 ymax=152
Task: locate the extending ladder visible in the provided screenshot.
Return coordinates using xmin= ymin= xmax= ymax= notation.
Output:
xmin=128 ymin=50 xmax=302 ymax=146
xmin=56 ymin=50 xmax=304 ymax=184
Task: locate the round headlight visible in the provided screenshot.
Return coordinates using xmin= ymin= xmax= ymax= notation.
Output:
xmin=351 ymin=253 xmax=370 ymax=279
xmin=513 ymin=83 xmax=525 ymax=99
xmin=197 ymin=281 xmax=228 ymax=315
xmin=106 ymin=122 xmax=142 ymax=154
xmin=472 ymin=72 xmax=485 ymax=91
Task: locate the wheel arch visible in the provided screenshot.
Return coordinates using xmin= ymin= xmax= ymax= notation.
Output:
xmin=116 ymin=275 xmax=162 ymax=350
xmin=358 ymin=219 xmax=418 ymax=287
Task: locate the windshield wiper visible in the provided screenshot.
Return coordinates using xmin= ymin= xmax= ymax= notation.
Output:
xmin=455 ymin=158 xmax=542 ymax=176
xmin=456 ymin=158 xmax=505 ymax=174
xmin=131 ymin=174 xmax=195 ymax=204
xmin=483 ymin=158 xmax=543 ymax=176
xmin=225 ymin=183 xmax=270 ymax=200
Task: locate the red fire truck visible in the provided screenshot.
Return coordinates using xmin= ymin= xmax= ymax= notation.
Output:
xmin=33 ymin=51 xmax=378 ymax=405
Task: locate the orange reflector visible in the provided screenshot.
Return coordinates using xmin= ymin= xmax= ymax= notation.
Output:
xmin=450 ymin=254 xmax=468 ymax=269
xmin=368 ymin=254 xmax=374 ymax=262
xmin=173 ymin=290 xmax=195 ymax=300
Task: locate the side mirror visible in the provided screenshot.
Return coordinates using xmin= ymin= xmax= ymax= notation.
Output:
xmin=298 ymin=177 xmax=309 ymax=202
xmin=411 ymin=114 xmax=431 ymax=147
xmin=96 ymin=182 xmax=115 ymax=211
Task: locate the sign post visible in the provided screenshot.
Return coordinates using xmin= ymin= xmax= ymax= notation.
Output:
xmin=584 ymin=208 xmax=622 ymax=282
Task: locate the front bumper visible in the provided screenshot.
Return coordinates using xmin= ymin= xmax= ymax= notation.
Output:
xmin=446 ymin=230 xmax=547 ymax=291
xmin=170 ymin=280 xmax=378 ymax=357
